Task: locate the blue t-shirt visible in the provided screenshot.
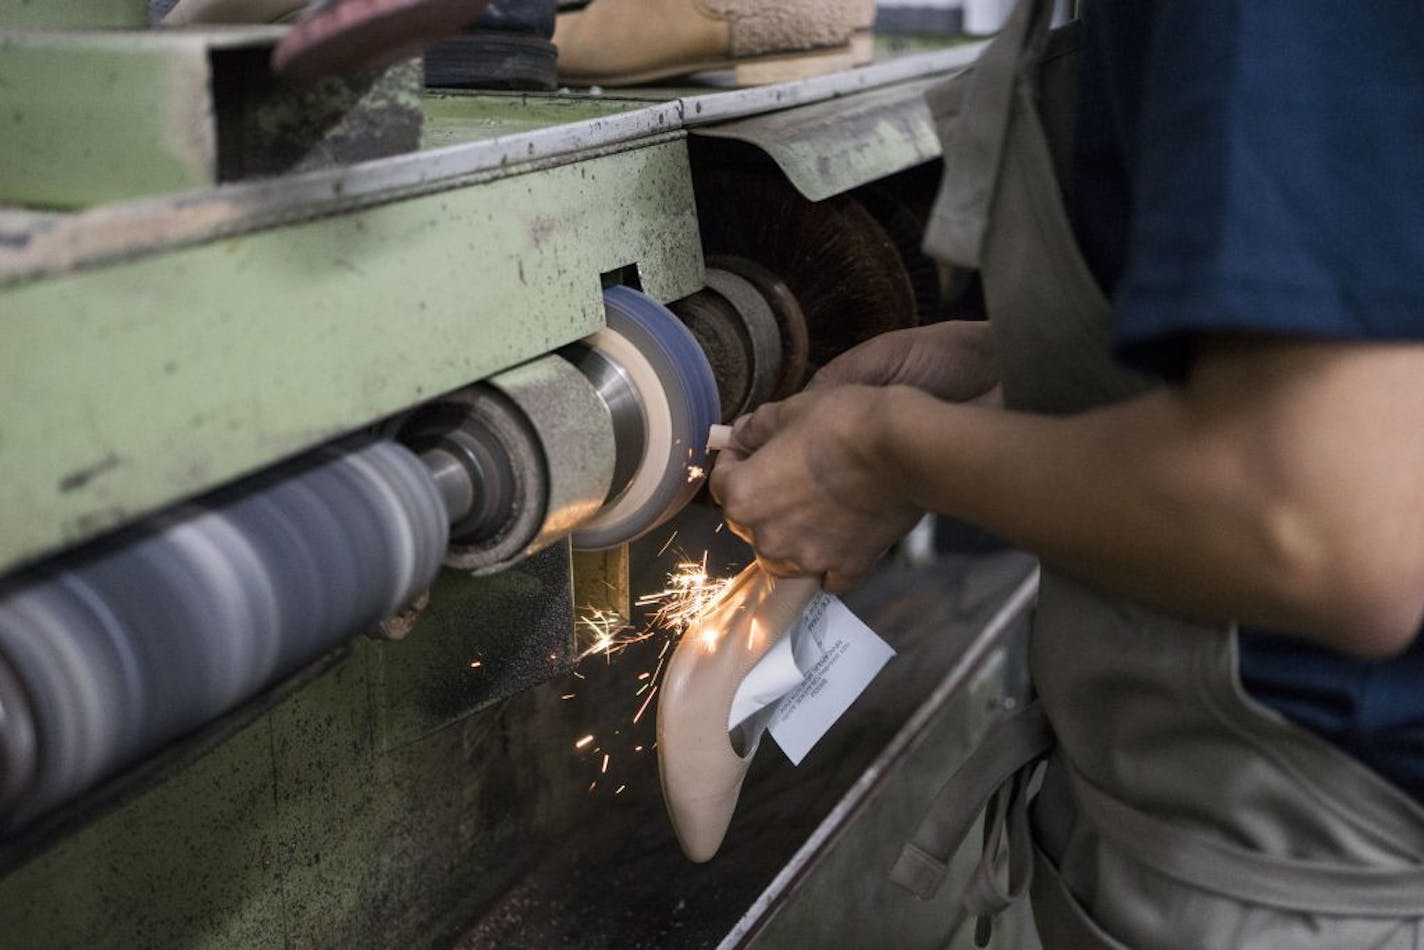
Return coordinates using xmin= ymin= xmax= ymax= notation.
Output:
xmin=1072 ymin=1 xmax=1424 ymax=799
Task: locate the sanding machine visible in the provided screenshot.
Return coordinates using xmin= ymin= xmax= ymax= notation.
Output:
xmin=0 ymin=265 xmax=822 ymax=828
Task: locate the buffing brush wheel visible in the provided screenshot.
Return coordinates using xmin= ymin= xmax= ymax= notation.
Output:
xmin=854 ymin=184 xmax=943 ymax=324
xmin=694 ymin=168 xmax=919 ymax=374
xmin=572 ymin=287 xmax=720 ymax=550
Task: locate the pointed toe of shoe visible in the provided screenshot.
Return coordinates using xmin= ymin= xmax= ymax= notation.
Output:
xmin=656 ymin=567 xmax=818 ymax=862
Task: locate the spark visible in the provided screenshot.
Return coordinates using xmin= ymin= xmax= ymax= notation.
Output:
xmin=633 ymin=684 xmax=658 ymax=724
xmin=468 ymin=660 xmax=482 ymax=668
xmin=616 ymin=785 xmax=626 ymax=795
xmin=573 ymin=671 xmax=585 ymax=680
xmin=715 ymin=521 xmax=725 ymax=534
xmin=588 ymin=781 xmax=597 ymax=793
xmin=634 ymin=553 xmax=734 ymax=637
xmin=561 ymin=693 xmax=576 ymax=700
xmin=575 ymin=607 xmax=651 ymax=661
xmin=686 ymin=465 xmax=705 ymax=483
xmin=575 ymin=734 xmax=594 ymax=750
xmin=637 ymin=672 xmax=650 ymax=681
xmin=656 ymin=531 xmax=679 ymax=557
xmin=634 ymin=745 xmax=644 ymax=752
xmin=601 ymin=754 xmax=610 ymax=774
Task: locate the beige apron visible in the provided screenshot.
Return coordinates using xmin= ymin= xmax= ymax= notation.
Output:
xmin=889 ymin=2 xmax=1424 ymax=946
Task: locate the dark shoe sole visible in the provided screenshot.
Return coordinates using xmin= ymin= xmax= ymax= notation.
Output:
xmin=425 ymin=31 xmax=558 ymax=91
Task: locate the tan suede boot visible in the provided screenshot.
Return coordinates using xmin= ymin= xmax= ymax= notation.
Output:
xmin=553 ymin=0 xmax=864 ymax=86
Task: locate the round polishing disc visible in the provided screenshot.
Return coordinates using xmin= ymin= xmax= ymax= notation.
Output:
xmin=573 ymin=287 xmax=720 ymax=550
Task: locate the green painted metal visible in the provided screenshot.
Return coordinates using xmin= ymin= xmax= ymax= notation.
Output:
xmin=0 ymin=30 xmax=222 ymax=207
xmin=421 ymin=92 xmax=651 ymax=149
xmin=0 ymin=139 xmax=703 ymax=575
xmin=691 ymin=77 xmax=946 ymax=202
xmin=0 ymin=29 xmax=427 ymax=209
xmin=376 ymin=547 xmax=577 ymax=751
xmin=0 ymin=0 xmax=147 ymax=28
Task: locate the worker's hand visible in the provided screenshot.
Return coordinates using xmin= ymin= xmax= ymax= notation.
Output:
xmin=710 ymin=385 xmax=923 ymax=594
xmin=809 ymin=320 xmax=1001 ymax=405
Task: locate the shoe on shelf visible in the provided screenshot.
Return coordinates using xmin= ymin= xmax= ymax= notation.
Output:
xmin=553 ymin=0 xmax=864 ymax=87
xmin=656 ymin=565 xmax=820 ymax=862
xmin=424 ymin=0 xmax=558 ymax=91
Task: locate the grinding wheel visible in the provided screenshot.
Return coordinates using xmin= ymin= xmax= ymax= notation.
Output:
xmin=673 ymin=268 xmax=785 ymax=421
xmin=272 ymin=0 xmax=492 ymax=78
xmin=672 ymin=288 xmax=752 ymax=423
xmin=705 ymin=255 xmax=810 ymax=402
xmin=572 ymin=286 xmax=719 ymax=550
xmin=694 ymin=169 xmax=918 ymax=374
xmin=0 ymin=437 xmax=447 ymax=826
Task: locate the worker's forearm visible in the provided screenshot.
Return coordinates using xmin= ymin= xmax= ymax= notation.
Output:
xmin=878 ymin=385 xmax=1423 ymax=657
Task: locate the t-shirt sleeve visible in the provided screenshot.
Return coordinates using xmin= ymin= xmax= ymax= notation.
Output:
xmin=1111 ymin=1 xmax=1424 ymax=380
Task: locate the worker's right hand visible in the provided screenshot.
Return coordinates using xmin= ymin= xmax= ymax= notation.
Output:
xmin=809 ymin=320 xmax=1001 ymax=405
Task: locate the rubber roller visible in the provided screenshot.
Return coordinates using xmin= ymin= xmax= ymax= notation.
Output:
xmin=0 ymin=437 xmax=448 ymax=827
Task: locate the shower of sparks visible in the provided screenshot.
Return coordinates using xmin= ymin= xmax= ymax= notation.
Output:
xmin=634 ymin=553 xmax=734 ymax=638
xmin=567 ymin=554 xmax=738 ymax=799
xmin=575 ymin=607 xmax=653 ymax=661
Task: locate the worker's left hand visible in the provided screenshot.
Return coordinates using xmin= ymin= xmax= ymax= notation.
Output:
xmin=709 ymin=385 xmax=924 ymax=594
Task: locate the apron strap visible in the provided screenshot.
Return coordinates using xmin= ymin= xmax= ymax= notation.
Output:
xmin=922 ymin=0 xmax=1056 ymax=268
xmin=889 ymin=700 xmax=1054 ymax=900
xmin=1063 ymin=757 xmax=1424 ymax=917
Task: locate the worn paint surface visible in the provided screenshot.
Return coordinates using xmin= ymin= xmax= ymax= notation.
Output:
xmin=0 ymin=139 xmax=702 ymax=575
xmin=0 ymin=30 xmax=224 ymax=207
xmin=692 ymin=77 xmax=947 ymax=202
xmin=420 ymin=92 xmax=653 ymax=149
xmin=0 ymin=0 xmax=147 ymax=28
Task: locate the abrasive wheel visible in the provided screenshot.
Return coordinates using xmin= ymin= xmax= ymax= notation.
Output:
xmin=694 ymin=168 xmax=919 ymax=374
xmin=705 ymin=255 xmax=810 ymax=401
xmin=855 ymin=184 xmax=942 ymax=324
xmin=672 ymin=266 xmax=785 ymax=422
xmin=0 ymin=437 xmax=447 ymax=827
xmin=570 ymin=286 xmax=720 ymax=550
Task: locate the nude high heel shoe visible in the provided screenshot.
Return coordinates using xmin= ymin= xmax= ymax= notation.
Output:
xmin=656 ymin=565 xmax=820 ymax=862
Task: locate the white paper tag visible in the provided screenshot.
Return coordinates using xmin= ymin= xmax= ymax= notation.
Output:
xmin=754 ymin=593 xmax=895 ymax=765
